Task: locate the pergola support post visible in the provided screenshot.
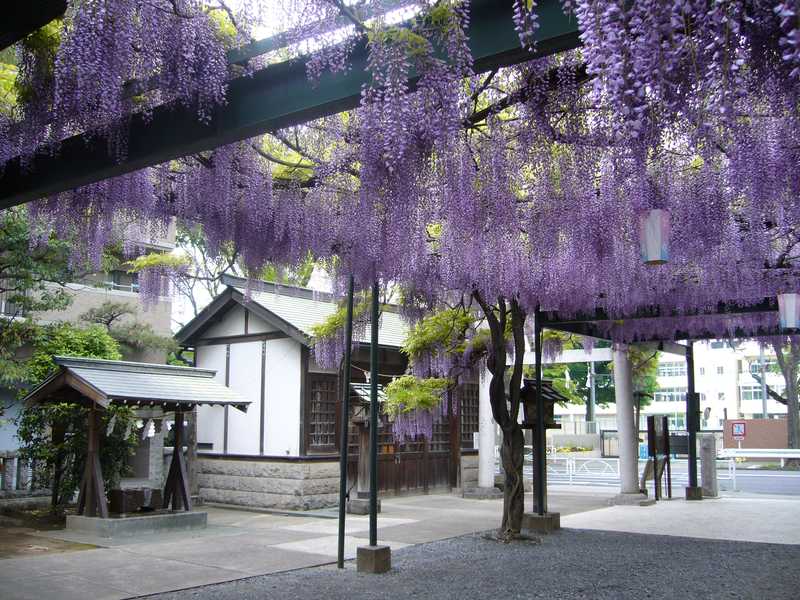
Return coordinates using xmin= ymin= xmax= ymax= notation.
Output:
xmin=611 ymin=344 xmax=650 ymax=506
xmin=357 ymin=280 xmax=391 ymax=574
xmin=685 ymin=342 xmax=702 ymax=500
xmin=337 ymin=275 xmax=355 ymax=569
xmin=520 ymin=310 xmax=561 ymax=534
xmin=533 ymin=309 xmax=547 ymax=515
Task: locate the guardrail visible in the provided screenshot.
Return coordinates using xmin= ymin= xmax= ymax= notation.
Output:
xmin=718 ymin=448 xmax=800 ymax=491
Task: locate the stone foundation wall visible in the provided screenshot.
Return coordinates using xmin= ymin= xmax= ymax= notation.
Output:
xmin=460 ymin=452 xmax=479 ymax=489
xmin=198 ymin=457 xmax=339 ymax=511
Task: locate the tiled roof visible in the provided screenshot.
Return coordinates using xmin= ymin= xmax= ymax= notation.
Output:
xmin=228 ymin=278 xmax=409 ymax=348
xmin=25 ymin=357 xmax=250 ymax=410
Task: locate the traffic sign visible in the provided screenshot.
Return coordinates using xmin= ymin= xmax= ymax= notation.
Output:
xmin=731 ymin=421 xmax=746 ymax=440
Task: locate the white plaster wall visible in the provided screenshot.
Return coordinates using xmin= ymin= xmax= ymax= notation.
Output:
xmin=264 ymin=338 xmax=302 ymax=456
xmin=203 ymin=305 xmax=247 ymax=337
xmin=247 ymin=311 xmax=277 ymax=334
xmin=195 ymin=344 xmax=227 ymax=453
xmin=226 ymin=341 xmax=264 ymax=455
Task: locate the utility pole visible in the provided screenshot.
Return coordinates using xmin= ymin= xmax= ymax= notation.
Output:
xmin=587 ymin=361 xmax=596 ymax=434
xmin=759 ymin=345 xmax=769 ymax=419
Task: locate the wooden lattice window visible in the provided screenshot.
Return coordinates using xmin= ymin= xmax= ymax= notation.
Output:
xmin=429 ymin=420 xmax=450 ymax=453
xmin=307 ymin=374 xmax=339 ymax=452
xmin=460 ymin=383 xmax=479 ymax=449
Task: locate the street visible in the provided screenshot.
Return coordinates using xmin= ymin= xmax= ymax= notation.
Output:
xmin=513 ymin=457 xmax=800 ymax=496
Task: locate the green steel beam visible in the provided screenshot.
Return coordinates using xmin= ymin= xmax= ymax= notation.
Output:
xmin=1 ymin=1 xmax=67 ymax=51
xmin=0 ymin=0 xmax=580 ymax=209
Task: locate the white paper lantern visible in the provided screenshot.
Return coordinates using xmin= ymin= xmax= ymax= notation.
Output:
xmin=778 ymin=293 xmax=800 ymax=330
xmin=639 ymin=209 xmax=670 ymax=265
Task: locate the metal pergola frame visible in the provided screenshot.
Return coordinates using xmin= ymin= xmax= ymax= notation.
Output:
xmin=537 ymin=298 xmax=785 ymax=496
xmin=0 ymin=0 xmax=580 ymax=210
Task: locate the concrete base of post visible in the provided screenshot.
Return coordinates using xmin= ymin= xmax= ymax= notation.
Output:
xmin=685 ymin=486 xmax=703 ymax=501
xmin=611 ymin=492 xmax=655 ymax=507
xmin=521 ymin=512 xmax=560 ymax=535
xmin=347 ymin=498 xmax=380 ymax=515
xmin=356 ymin=545 xmax=391 ymax=574
xmin=462 ymin=486 xmax=503 ymax=500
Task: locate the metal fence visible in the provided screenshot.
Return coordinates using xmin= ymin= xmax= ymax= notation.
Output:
xmin=0 ymin=287 xmax=25 ymax=316
xmin=0 ymin=451 xmax=44 ymax=496
xmin=600 ymin=429 xmax=723 ymax=458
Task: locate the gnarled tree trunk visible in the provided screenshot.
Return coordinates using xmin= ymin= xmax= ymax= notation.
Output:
xmin=473 ymin=291 xmax=527 ymax=537
xmin=500 ymin=423 xmax=525 ymax=534
xmin=771 ymin=339 xmax=800 ymax=468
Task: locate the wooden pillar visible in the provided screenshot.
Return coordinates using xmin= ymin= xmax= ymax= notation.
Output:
xmin=163 ymin=408 xmax=192 ymax=511
xmin=448 ymin=388 xmax=461 ymax=490
xmin=186 ymin=407 xmax=198 ymax=497
xmin=77 ymin=404 xmax=108 ymax=518
xmin=355 ymin=419 xmax=370 ymax=498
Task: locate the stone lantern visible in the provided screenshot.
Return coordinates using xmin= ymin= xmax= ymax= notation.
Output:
xmin=347 ymin=383 xmax=384 ymax=515
xmin=520 ymin=378 xmax=561 ymax=430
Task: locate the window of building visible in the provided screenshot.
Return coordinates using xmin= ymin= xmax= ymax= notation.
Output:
xmin=710 ymin=341 xmax=725 ymax=349
xmin=716 ymin=366 xmax=724 ymax=375
xmin=699 ymin=367 xmax=705 ymax=375
xmin=657 ymin=362 xmax=687 ymax=377
xmin=740 ymin=384 xmax=785 ymax=402
xmin=80 ymin=269 xmax=140 ymax=293
xmin=653 ymin=387 xmax=687 ymax=402
xmin=749 ymin=360 xmax=776 ymax=374
xmin=306 ymin=373 xmax=339 ymax=452
xmin=459 ymin=383 xmax=479 ymax=449
xmin=669 ymin=414 xmax=686 ymax=430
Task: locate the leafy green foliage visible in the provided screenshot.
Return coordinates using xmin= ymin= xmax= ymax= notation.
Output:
xmin=402 ymin=307 xmax=474 ymax=360
xmin=384 ymin=375 xmax=450 ymax=418
xmin=259 ymin=252 xmax=316 ymax=287
xmin=15 ymin=320 xmax=131 ymax=512
xmin=127 ymin=252 xmax=191 ymax=273
xmin=0 ymin=62 xmax=18 ymax=115
xmin=24 ymin=323 xmax=122 ymax=387
xmin=13 ymin=19 xmax=61 ymax=107
xmin=0 ymin=209 xmax=78 ymax=388
xmin=310 ymin=294 xmax=369 ymax=340
xmin=17 ymin=403 xmax=138 ymax=511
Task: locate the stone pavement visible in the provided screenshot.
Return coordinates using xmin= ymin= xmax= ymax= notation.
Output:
xmin=145 ymin=529 xmax=800 ymax=600
xmin=561 ymin=493 xmax=800 ymax=545
xmin=0 ymin=489 xmax=614 ymax=600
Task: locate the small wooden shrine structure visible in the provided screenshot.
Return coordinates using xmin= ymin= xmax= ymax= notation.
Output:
xmin=23 ymin=356 xmax=249 ymax=518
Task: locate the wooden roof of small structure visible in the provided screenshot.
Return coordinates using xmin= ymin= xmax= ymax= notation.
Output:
xmin=522 ymin=378 xmax=571 ymax=404
xmin=23 ymin=356 xmax=250 ymax=412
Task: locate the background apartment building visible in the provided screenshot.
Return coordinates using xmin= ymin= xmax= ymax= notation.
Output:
xmin=554 ymin=340 xmax=789 ymax=434
xmin=0 ymin=227 xmax=175 ymax=450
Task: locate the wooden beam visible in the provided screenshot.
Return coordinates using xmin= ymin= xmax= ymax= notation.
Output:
xmin=194 ymin=331 xmax=289 ymax=346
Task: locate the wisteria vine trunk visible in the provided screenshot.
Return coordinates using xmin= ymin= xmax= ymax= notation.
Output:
xmin=474 ymin=291 xmax=527 ymax=536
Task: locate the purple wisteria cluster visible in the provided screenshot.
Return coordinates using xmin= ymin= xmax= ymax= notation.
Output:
xmin=4 ymin=1 xmax=229 ymax=164
xmin=10 ymin=1 xmax=800 ymax=348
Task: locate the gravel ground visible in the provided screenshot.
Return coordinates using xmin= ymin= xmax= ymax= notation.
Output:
xmin=140 ymin=529 xmax=800 ymax=600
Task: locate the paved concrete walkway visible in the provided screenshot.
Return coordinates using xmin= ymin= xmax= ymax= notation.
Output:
xmin=561 ymin=494 xmax=800 ymax=545
xmin=0 ymin=490 xmax=613 ymax=600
